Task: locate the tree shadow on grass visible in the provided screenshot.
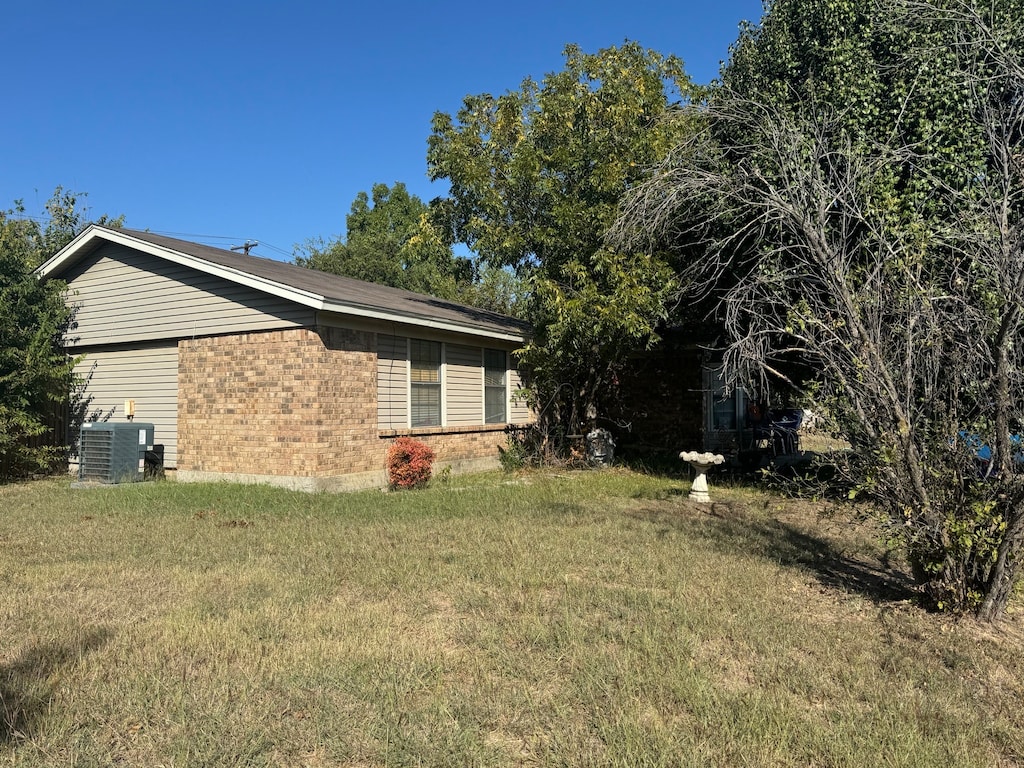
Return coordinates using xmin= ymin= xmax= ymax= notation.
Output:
xmin=627 ymin=500 xmax=918 ymax=605
xmin=1 ymin=627 xmax=112 ymax=744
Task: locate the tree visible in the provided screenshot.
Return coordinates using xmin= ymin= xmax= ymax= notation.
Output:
xmin=722 ymin=0 xmax=1000 ymax=224
xmin=428 ymin=42 xmax=695 ymax=447
xmin=0 ymin=188 xmax=107 ymax=478
xmin=616 ymin=0 xmax=1024 ymax=619
xmin=295 ymin=182 xmax=474 ymax=301
xmin=458 ymin=262 xmax=527 ymax=318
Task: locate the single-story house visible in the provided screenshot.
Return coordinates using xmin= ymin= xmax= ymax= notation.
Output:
xmin=37 ymin=226 xmax=533 ymax=491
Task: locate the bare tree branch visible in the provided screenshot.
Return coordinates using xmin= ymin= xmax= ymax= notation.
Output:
xmin=614 ymin=0 xmax=1024 ymax=619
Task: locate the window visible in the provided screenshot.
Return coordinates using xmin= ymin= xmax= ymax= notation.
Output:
xmin=410 ymin=340 xmax=442 ymax=427
xmin=707 ymin=367 xmax=746 ymax=431
xmin=378 ymin=336 xmax=514 ymax=430
xmin=484 ymin=349 xmax=507 ymax=424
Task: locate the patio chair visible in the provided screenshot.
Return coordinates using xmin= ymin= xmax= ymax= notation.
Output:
xmin=769 ymin=409 xmax=803 ymax=455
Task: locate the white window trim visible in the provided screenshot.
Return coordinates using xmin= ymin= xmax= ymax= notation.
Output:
xmin=479 ymin=348 xmax=486 ymax=423
xmin=440 ymin=343 xmax=448 ymax=426
xmin=394 ymin=338 xmax=519 ymax=430
xmin=704 ymin=366 xmax=748 ymax=437
xmin=483 ymin=348 xmax=509 ymax=425
xmin=501 ymin=357 xmax=509 ymax=424
xmin=407 ymin=338 xmax=445 ymax=429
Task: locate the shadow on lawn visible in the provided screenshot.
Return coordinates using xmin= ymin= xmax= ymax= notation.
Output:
xmin=628 ymin=501 xmax=918 ymax=605
xmin=0 ymin=627 xmax=112 ymax=744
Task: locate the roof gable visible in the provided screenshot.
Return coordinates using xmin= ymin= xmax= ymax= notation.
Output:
xmin=38 ymin=226 xmax=530 ymax=342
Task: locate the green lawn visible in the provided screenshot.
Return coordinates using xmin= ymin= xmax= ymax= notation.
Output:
xmin=0 ymin=470 xmax=1021 ymax=766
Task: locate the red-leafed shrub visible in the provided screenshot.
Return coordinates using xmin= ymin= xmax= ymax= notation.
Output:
xmin=386 ymin=437 xmax=436 ymax=489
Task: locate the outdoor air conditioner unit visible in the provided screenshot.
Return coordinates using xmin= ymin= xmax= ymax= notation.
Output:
xmin=78 ymin=422 xmax=155 ymax=483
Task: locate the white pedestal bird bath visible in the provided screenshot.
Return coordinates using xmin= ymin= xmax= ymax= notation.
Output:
xmin=679 ymin=451 xmax=725 ymax=503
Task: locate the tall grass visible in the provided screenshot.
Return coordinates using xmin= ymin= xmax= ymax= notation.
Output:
xmin=0 ymin=471 xmax=1020 ymax=766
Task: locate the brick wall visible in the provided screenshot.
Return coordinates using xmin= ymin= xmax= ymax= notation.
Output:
xmin=178 ymin=327 xmax=377 ymax=478
xmin=379 ymin=425 xmax=508 ymax=466
xmin=178 ymin=326 xmax=508 ymax=487
xmin=315 ymin=326 xmax=380 ymax=477
xmin=610 ymin=338 xmax=706 ymax=457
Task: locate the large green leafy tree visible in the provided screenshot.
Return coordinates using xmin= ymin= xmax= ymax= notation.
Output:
xmin=0 ymin=188 xmax=110 ymax=478
xmin=295 ymin=182 xmax=477 ymax=302
xmin=723 ymin=0 xmax=996 ymax=218
xmin=428 ymin=42 xmax=694 ymax=446
xmin=618 ymin=0 xmax=1024 ymax=619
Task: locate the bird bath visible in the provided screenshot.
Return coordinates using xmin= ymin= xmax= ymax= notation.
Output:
xmin=679 ymin=451 xmax=725 ymax=503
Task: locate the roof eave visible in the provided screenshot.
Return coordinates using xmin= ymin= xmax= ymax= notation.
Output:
xmin=37 ymin=225 xmax=529 ymax=343
xmin=318 ymin=301 xmax=527 ymax=343
xmin=38 ymin=225 xmax=326 ymax=309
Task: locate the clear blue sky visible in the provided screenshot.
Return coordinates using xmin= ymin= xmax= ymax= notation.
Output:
xmin=2 ymin=1 xmax=764 ymax=262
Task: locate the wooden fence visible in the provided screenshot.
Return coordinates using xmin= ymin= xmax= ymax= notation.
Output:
xmin=0 ymin=402 xmax=72 ymax=480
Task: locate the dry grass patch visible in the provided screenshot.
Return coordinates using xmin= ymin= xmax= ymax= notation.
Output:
xmin=0 ymin=471 xmax=1021 ymax=766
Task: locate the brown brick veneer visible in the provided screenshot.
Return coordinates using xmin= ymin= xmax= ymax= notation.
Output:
xmin=178 ymin=327 xmax=378 ymax=478
xmin=609 ymin=338 xmax=706 ymax=456
xmin=177 ymin=327 xmax=509 ymax=486
xmin=378 ymin=424 xmax=508 ymax=466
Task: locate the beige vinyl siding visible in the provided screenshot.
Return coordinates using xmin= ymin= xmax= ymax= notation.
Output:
xmin=377 ymin=336 xmax=533 ymax=429
xmin=509 ymin=366 xmax=531 ymax=424
xmin=72 ymin=343 xmax=179 ymax=467
xmin=63 ymin=243 xmax=314 ymax=347
xmin=446 ymin=344 xmax=483 ymax=425
xmin=377 ymin=334 xmax=409 ymax=429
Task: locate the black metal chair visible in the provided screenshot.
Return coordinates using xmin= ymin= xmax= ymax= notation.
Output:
xmin=769 ymin=409 xmax=803 ymax=455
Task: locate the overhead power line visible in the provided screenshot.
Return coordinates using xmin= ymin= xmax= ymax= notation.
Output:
xmin=144 ymin=229 xmax=244 ymax=242
xmin=257 ymin=241 xmax=295 ymax=260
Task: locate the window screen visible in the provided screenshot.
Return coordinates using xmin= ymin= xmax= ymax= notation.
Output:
xmin=709 ymin=367 xmax=745 ymax=431
xmin=484 ymin=349 xmax=507 ymax=424
xmin=411 ymin=340 xmax=441 ymax=427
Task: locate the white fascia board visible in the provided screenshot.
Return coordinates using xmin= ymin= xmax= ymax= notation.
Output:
xmin=35 ymin=226 xmax=96 ymax=277
xmin=39 ymin=225 xmax=528 ymax=344
xmin=318 ymin=301 xmax=527 ymax=343
xmin=38 ymin=226 xmax=326 ymax=309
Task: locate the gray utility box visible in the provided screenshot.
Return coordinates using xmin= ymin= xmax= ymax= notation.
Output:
xmin=79 ymin=422 xmax=155 ymax=483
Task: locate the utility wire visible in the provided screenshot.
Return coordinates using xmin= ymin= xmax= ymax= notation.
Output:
xmin=256 ymin=241 xmax=295 ymax=260
xmin=144 ymin=230 xmax=244 ymax=243
xmin=4 ymin=214 xmax=299 ymax=262
xmin=153 ymin=231 xmax=297 ymax=262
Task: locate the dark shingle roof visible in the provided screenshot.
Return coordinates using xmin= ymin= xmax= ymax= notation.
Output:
xmin=53 ymin=227 xmax=530 ymax=340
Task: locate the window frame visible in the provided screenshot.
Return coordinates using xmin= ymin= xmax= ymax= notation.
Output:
xmin=705 ymin=366 xmax=747 ymax=435
xmin=483 ymin=348 xmax=507 ymax=425
xmin=409 ymin=339 xmax=442 ymax=428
